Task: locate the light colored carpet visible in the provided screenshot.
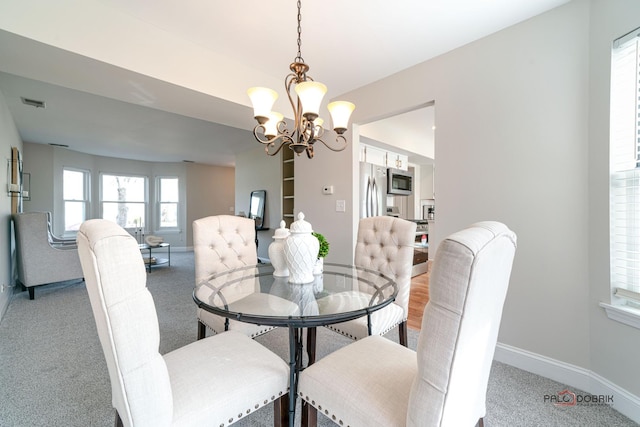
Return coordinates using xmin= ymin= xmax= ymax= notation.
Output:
xmin=0 ymin=252 xmax=636 ymax=426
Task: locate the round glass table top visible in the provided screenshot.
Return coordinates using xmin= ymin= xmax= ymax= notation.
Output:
xmin=193 ymin=263 xmax=397 ymax=328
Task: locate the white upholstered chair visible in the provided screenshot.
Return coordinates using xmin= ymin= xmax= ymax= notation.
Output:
xmin=194 ymin=215 xmax=285 ymax=340
xmin=77 ymin=219 xmax=290 ymax=427
xmin=299 ymin=221 xmax=517 ymax=427
xmin=315 ymin=216 xmax=416 ymax=349
xmin=13 ymin=211 xmax=84 ymax=299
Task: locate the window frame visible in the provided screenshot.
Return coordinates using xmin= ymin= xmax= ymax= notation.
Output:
xmin=603 ymin=27 xmax=640 ymax=329
xmin=62 ymin=167 xmax=90 ymax=236
xmin=99 ymin=172 xmax=148 ymax=232
xmin=156 ymin=176 xmax=179 ymax=231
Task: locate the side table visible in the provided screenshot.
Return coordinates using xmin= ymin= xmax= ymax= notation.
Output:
xmin=138 ymin=242 xmax=171 ymax=272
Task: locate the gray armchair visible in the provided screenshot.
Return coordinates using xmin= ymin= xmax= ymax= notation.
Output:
xmin=13 ymin=212 xmax=84 ymax=299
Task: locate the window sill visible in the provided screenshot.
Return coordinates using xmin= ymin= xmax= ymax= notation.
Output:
xmin=155 ymin=229 xmax=181 ymax=234
xmin=600 ymin=302 xmax=640 ymax=329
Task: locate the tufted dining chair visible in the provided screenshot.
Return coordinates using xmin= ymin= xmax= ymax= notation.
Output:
xmin=311 ymin=216 xmax=416 ymax=355
xmin=299 ymin=221 xmax=517 ymax=427
xmin=193 ymin=215 xmax=294 ymax=340
xmin=77 ymin=219 xmax=290 ymax=427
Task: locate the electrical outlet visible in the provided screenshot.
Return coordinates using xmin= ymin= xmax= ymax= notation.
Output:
xmin=336 ymin=200 xmax=346 ymax=212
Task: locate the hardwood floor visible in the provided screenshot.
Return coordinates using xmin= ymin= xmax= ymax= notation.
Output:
xmin=408 ymin=270 xmax=430 ymax=331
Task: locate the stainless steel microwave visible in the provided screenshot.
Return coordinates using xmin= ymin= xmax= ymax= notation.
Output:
xmin=387 ymin=168 xmax=413 ymax=195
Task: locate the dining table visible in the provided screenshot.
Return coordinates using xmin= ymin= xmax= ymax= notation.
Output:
xmin=192 ymin=262 xmax=398 ymax=427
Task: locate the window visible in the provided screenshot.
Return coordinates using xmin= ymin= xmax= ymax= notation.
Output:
xmin=608 ymin=27 xmax=640 ymax=320
xmin=101 ymin=174 xmax=147 ymax=229
xmin=63 ymin=168 xmax=89 ymax=232
xmin=158 ymin=177 xmax=179 ymax=229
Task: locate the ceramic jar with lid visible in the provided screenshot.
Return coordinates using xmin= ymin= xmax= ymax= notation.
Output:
xmin=268 ymin=220 xmax=290 ymax=277
xmin=284 ymin=212 xmax=319 ymax=284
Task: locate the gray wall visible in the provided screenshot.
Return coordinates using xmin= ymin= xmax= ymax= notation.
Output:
xmin=185 ymin=162 xmax=235 ymax=247
xmin=0 ymin=89 xmax=22 ymax=320
xmin=293 ymin=142 xmax=357 ymax=265
xmin=235 ymin=145 xmax=281 ymax=260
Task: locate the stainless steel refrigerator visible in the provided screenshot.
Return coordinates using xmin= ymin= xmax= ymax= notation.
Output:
xmin=360 ymin=162 xmax=387 ymax=218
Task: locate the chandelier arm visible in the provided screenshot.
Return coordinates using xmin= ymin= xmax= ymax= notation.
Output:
xmin=266 ymin=134 xmax=296 ymax=156
xmin=313 ymin=125 xmax=324 ymax=140
xmin=313 ymin=134 xmax=348 ymax=152
xmin=285 ymin=73 xmax=303 ymax=135
xmin=253 ymin=125 xmax=296 ymax=156
xmin=264 ymin=140 xmax=288 ymax=156
xmin=301 ymin=117 xmax=315 ymax=144
xmin=252 ymin=125 xmax=272 ymax=145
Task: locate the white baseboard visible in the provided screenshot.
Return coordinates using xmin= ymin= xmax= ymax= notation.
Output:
xmin=494 ymin=342 xmax=640 ymax=424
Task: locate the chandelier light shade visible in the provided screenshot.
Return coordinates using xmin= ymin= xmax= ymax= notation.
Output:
xmin=264 ymin=112 xmax=284 ymax=138
xmin=294 ymin=81 xmax=327 ymax=120
xmin=247 ymin=0 xmax=355 ymax=158
xmin=328 ymin=101 xmax=356 ymax=134
xmin=247 ymin=87 xmax=278 ymax=124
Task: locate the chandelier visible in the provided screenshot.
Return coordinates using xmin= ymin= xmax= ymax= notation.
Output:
xmin=247 ymin=0 xmax=355 ymax=159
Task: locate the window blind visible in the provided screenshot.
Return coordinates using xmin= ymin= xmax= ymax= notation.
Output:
xmin=610 ymin=28 xmax=640 ymax=304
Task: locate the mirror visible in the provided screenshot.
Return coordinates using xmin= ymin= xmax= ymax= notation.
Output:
xmin=249 ymin=190 xmax=266 ymax=230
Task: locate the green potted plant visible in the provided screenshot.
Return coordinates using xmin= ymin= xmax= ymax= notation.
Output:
xmin=312 ymin=231 xmax=329 ymax=274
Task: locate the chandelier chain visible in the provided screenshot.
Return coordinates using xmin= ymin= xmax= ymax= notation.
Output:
xmin=295 ymin=0 xmax=304 ymax=63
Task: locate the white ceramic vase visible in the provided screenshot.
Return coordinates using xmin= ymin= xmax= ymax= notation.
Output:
xmin=313 ymin=257 xmax=324 ymax=275
xmin=284 ymin=212 xmax=319 ymax=284
xmin=268 ymin=220 xmax=290 ymax=277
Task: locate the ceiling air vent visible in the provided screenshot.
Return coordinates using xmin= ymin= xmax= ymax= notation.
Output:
xmin=21 ymin=97 xmax=46 ymax=108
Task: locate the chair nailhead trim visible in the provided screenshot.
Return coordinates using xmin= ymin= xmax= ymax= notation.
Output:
xmin=219 ymin=399 xmax=279 ymax=427
xmin=302 ymin=395 xmax=347 ymax=427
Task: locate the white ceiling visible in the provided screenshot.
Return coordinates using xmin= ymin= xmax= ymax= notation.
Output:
xmin=0 ymin=0 xmax=569 ymax=166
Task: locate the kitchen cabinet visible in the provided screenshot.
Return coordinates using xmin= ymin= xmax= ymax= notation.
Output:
xmin=360 ymin=144 xmax=388 ymax=167
xmin=391 ymin=154 xmax=409 ymax=171
xmin=360 ymin=143 xmax=409 ymax=171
